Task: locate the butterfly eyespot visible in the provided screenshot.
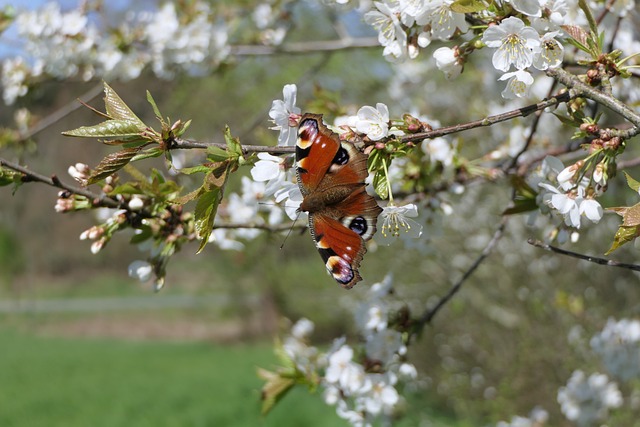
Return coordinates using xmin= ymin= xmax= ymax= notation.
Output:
xmin=348 ymin=216 xmax=368 ymax=236
xmin=332 ymin=147 xmax=349 ymax=166
xmin=326 ymin=255 xmax=354 ymax=285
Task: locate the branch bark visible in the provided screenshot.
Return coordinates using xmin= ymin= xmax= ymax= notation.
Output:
xmin=0 ymin=157 xmax=122 ymax=208
xmin=173 ymin=91 xmax=574 ymax=154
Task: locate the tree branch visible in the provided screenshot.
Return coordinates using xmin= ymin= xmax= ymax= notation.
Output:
xmin=527 ymin=239 xmax=640 ymax=272
xmin=546 ymin=67 xmax=640 ymax=136
xmin=0 ymin=157 xmax=121 ymax=208
xmin=229 ymin=37 xmax=380 ymax=56
xmin=173 ymin=91 xmax=574 ymax=154
xmin=412 ymin=217 xmax=509 ymax=334
xmin=22 ymin=83 xmax=104 ymax=140
xmin=402 ymin=91 xmax=573 ymax=144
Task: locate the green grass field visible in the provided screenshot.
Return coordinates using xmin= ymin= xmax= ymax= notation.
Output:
xmin=0 ymin=328 xmax=349 ymax=427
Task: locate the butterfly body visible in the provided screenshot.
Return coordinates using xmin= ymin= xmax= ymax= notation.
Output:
xmin=295 ymin=113 xmax=382 ymax=289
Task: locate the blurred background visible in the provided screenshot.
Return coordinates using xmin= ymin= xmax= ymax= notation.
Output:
xmin=2 ymin=1 xmax=640 ymax=426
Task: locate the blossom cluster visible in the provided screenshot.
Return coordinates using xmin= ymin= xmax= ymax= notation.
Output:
xmin=536 ymin=157 xmax=603 ymax=231
xmin=360 ymin=0 xmax=570 ymax=96
xmin=556 ymin=317 xmax=640 ymax=426
xmin=557 ymin=370 xmax=622 ymax=427
xmin=590 ymin=317 xmax=640 ymax=381
xmin=1 ymin=2 xmax=230 ymax=104
xmin=496 ymin=407 xmax=548 ymax=427
xmin=357 ymin=1 xmax=637 ymax=100
xmin=280 ymin=275 xmax=419 ymax=426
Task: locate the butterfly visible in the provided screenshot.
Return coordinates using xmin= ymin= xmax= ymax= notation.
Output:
xmin=295 ymin=113 xmax=382 ymax=289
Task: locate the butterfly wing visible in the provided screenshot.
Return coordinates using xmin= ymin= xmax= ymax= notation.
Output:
xmin=296 ymin=113 xmax=337 ymax=195
xmin=310 ymin=188 xmax=382 ymax=289
xmin=296 ymin=113 xmax=382 ymax=289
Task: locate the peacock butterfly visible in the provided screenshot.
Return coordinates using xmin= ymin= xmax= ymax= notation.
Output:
xmin=295 ymin=113 xmax=382 ymax=289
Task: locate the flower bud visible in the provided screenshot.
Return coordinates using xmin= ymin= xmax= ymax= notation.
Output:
xmin=128 ymin=196 xmax=145 ymax=211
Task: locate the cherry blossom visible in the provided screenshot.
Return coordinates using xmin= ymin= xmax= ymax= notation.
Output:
xmin=433 ymin=46 xmax=463 ymax=79
xmin=378 ymin=203 xmax=423 ymax=244
xmin=533 ymin=32 xmax=565 ymax=70
xmin=269 ymin=84 xmax=301 ymax=146
xmin=356 ymin=103 xmax=390 ymax=141
xmin=250 ymin=152 xmax=292 ymax=196
xmin=499 ymin=70 xmax=535 ymax=99
xmin=416 ymin=0 xmax=469 ymax=41
xmin=482 ymin=17 xmax=541 ymax=72
xmin=128 ymin=260 xmax=153 ymax=282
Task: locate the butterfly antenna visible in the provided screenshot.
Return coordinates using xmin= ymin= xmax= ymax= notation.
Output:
xmin=280 ymin=210 xmax=302 ymax=250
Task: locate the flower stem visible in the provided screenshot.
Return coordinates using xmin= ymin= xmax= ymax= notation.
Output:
xmin=382 ymin=157 xmax=394 ymax=203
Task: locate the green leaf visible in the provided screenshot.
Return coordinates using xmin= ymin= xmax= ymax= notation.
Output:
xmin=108 ymin=182 xmax=141 ymax=196
xmin=207 ymin=145 xmax=232 ymax=162
xmin=130 ymin=146 xmax=164 ymax=162
xmin=605 ymin=225 xmax=640 ymax=255
xmin=224 ymin=126 xmax=243 ymax=158
xmin=146 ymin=90 xmax=163 ymax=121
xmin=87 ymin=147 xmax=142 ymax=185
xmin=172 ymin=186 xmax=204 ymax=205
xmin=130 ymin=225 xmax=153 ymax=244
xmin=624 ymin=171 xmax=640 ymax=192
xmin=62 ymin=119 xmax=145 ymax=138
xmin=179 ymin=165 xmax=213 ymax=175
xmin=450 ymin=0 xmax=489 ymax=13
xmin=503 ymin=199 xmax=539 ymax=215
xmin=373 ymin=170 xmax=389 ymax=200
xmin=0 ymin=167 xmax=18 ymax=186
xmin=194 ymin=188 xmax=222 ymax=253
xmin=257 ymin=368 xmax=295 ymax=415
xmin=103 ymin=82 xmax=145 ymax=126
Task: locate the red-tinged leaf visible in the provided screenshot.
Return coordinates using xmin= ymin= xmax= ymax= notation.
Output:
xmin=622 ymin=203 xmax=640 ymax=227
xmin=204 ymin=161 xmax=231 ymax=190
xmin=87 ymin=147 xmax=142 ymax=185
xmin=561 ymin=25 xmax=589 ymax=47
xmin=104 ymin=82 xmax=145 ymax=126
xmin=608 ymin=206 xmax=628 ymax=218
xmin=605 ymin=225 xmax=640 ymax=255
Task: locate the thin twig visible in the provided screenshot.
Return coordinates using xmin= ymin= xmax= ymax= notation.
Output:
xmin=213 ymin=222 xmax=306 ymax=232
xmin=0 ymin=157 xmax=121 ymax=208
xmin=229 ymin=37 xmax=380 ymax=56
xmin=22 ymin=83 xmax=104 ymax=140
xmin=546 ymin=68 xmax=640 ymax=134
xmin=173 ymin=92 xmax=574 ymax=154
xmin=527 ymin=239 xmax=640 ymax=272
xmin=413 ymin=217 xmax=509 ymax=332
xmin=504 ymin=80 xmax=558 ymax=173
